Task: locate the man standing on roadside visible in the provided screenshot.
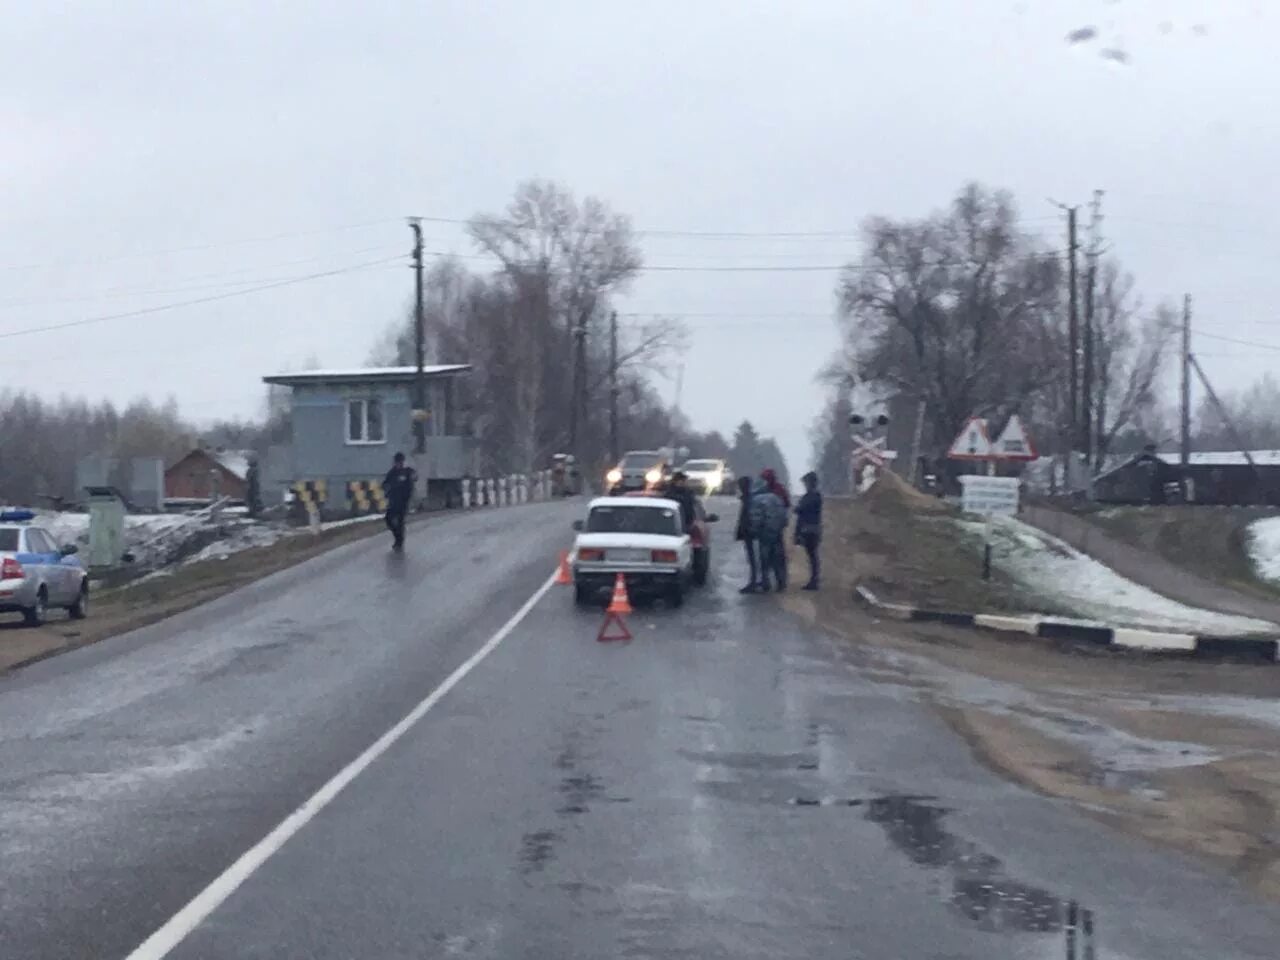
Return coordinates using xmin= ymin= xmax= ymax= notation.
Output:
xmin=662 ymin=471 xmax=697 ymax=532
xmin=750 ymin=476 xmax=788 ymax=592
xmin=761 ymin=468 xmax=790 ymax=587
xmin=383 ymin=452 xmax=417 ymax=551
xmin=734 ymin=475 xmax=760 ymax=593
xmin=795 ymin=471 xmax=823 ymax=590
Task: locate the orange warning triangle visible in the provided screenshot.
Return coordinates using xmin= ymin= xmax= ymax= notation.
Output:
xmin=597 ymin=611 xmax=633 ymax=643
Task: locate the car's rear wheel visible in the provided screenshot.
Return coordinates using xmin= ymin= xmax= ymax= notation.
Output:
xmin=692 ymin=550 xmax=709 ymax=586
xmin=24 ymin=588 xmax=48 ymax=627
xmin=667 ymin=580 xmax=685 ymax=608
xmin=573 ymin=583 xmax=593 ymax=607
xmin=69 ymin=581 xmax=89 ymax=620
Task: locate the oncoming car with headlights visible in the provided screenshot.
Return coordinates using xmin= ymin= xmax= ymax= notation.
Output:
xmin=571 ymin=496 xmax=692 ymax=607
xmin=678 ymin=458 xmax=729 ymax=495
xmin=605 ymin=449 xmax=671 ymax=494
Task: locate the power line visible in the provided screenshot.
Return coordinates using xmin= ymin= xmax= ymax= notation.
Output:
xmin=0 ymin=219 xmax=403 ymax=273
xmin=1193 ymin=330 xmax=1280 ymax=352
xmin=425 ymin=247 xmax=1064 ymax=274
xmin=0 ymin=255 xmax=404 ymax=342
xmin=0 ymin=245 xmax=405 ymax=310
xmin=417 ymin=212 xmax=1064 ymax=240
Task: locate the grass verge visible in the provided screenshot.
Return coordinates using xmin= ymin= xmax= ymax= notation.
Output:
xmin=0 ymin=517 xmax=390 ymax=673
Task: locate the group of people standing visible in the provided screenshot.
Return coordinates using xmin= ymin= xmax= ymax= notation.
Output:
xmin=734 ymin=469 xmax=822 ymax=593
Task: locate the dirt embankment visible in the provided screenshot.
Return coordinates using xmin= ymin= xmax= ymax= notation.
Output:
xmin=822 ymin=472 xmax=1072 ymax=616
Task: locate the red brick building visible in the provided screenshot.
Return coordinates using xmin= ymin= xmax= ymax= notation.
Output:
xmin=164 ymin=448 xmax=253 ymax=501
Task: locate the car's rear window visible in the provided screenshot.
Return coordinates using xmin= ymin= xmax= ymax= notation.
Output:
xmin=619 ymin=452 xmax=659 ymax=467
xmin=587 ymin=506 xmax=679 ymax=535
xmin=0 ymin=529 xmax=19 ymax=551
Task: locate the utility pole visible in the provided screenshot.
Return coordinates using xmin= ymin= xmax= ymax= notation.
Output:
xmin=608 ymin=310 xmax=619 ymax=463
xmin=1082 ymin=190 xmax=1104 ymax=486
xmin=667 ymin=363 xmax=685 ymax=452
xmin=409 ymin=218 xmax=426 ymax=456
xmin=568 ymin=308 xmax=588 ymax=464
xmin=1067 ymin=205 xmax=1080 ymax=489
xmin=1180 ymin=293 xmax=1192 ymax=472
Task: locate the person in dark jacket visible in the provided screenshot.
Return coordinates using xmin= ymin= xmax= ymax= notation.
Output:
xmin=383 ymin=452 xmax=417 ymax=551
xmin=734 ymin=475 xmax=760 ymax=593
xmin=751 ymin=477 xmax=788 ymax=592
xmin=662 ymin=471 xmax=697 ymax=531
xmin=794 ymin=471 xmax=823 ymax=590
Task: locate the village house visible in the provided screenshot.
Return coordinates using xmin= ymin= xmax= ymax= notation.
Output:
xmin=164 ymin=447 xmax=254 ymax=502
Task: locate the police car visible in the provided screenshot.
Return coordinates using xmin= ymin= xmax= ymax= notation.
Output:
xmin=0 ymin=509 xmax=89 ymax=626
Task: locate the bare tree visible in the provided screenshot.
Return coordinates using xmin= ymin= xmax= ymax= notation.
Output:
xmin=1089 ymin=265 xmax=1174 ymax=465
xmin=1194 ymin=373 xmax=1280 ymax=450
xmin=835 ymin=183 xmax=1064 ymax=446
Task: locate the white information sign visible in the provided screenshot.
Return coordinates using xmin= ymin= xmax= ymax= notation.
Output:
xmin=959 ymin=475 xmax=1021 ymax=517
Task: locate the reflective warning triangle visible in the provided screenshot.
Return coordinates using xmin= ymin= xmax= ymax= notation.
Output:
xmin=946 ymin=417 xmax=993 ymax=460
xmin=993 ymin=414 xmax=1038 ymax=461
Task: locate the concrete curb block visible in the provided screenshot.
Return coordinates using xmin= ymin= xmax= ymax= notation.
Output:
xmin=853 ymin=585 xmax=1280 ymax=663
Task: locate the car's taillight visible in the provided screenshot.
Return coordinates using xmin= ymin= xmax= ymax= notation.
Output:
xmin=1 ymin=557 xmax=24 ymax=580
xmin=651 ymin=549 xmax=678 ymax=563
xmin=578 ymin=548 xmax=605 ymax=562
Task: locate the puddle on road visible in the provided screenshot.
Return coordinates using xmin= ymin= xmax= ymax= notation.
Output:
xmin=518 ymin=829 xmax=559 ymax=873
xmin=866 ymin=794 xmax=1101 ymax=952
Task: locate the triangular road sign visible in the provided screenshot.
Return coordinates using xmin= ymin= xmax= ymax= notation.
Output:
xmin=993 ymin=414 xmax=1038 ymax=461
xmin=947 ymin=417 xmax=993 ymax=460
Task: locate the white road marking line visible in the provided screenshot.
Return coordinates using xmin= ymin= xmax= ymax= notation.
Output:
xmin=123 ymin=572 xmax=557 ymax=960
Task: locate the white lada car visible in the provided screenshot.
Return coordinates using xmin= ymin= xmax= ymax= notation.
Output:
xmin=571 ymin=495 xmax=717 ymax=607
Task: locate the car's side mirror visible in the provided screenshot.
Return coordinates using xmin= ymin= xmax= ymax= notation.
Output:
xmin=60 ymin=544 xmax=78 ymax=556
xmin=706 ymin=513 xmax=720 ymax=523
xmin=571 ymin=520 xmax=584 ymax=532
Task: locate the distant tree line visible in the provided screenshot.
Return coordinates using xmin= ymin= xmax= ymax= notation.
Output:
xmin=0 ymin=392 xmax=286 ymax=506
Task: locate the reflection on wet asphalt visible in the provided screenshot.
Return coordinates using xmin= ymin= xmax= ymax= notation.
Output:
xmin=866 ymin=794 xmax=1096 ymax=948
xmin=4 ymin=505 xmax=1280 ymax=959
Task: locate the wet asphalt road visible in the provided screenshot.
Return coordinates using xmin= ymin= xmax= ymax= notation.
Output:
xmin=3 ymin=500 xmax=1280 ymax=959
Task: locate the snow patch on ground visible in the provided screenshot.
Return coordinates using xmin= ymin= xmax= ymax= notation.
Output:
xmin=36 ymin=511 xmax=190 ymax=550
xmin=957 ymin=515 xmax=1277 ymax=635
xmin=25 ymin=507 xmax=296 ymax=574
xmin=1246 ymin=517 xmax=1280 ymax=583
xmin=185 ymin=522 xmax=287 ymax=562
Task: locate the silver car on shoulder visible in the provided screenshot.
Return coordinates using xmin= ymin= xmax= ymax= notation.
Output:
xmin=0 ymin=510 xmax=89 ymax=626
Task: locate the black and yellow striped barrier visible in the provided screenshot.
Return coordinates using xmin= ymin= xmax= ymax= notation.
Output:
xmin=292 ymin=479 xmax=327 ymax=507
xmin=346 ymin=479 xmax=388 ymax=514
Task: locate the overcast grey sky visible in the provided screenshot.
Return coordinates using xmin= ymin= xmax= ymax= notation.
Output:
xmin=2 ymin=1 xmax=1276 ymax=475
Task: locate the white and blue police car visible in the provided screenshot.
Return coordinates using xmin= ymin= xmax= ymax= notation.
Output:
xmin=0 ymin=509 xmax=89 ymax=626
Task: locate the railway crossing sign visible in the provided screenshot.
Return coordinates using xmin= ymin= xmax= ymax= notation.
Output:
xmin=992 ymin=414 xmax=1037 ymax=461
xmin=946 ymin=417 xmax=993 ymax=460
xmin=947 ymin=415 xmax=1038 ymax=462
xmin=852 ymin=434 xmax=888 ymax=467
